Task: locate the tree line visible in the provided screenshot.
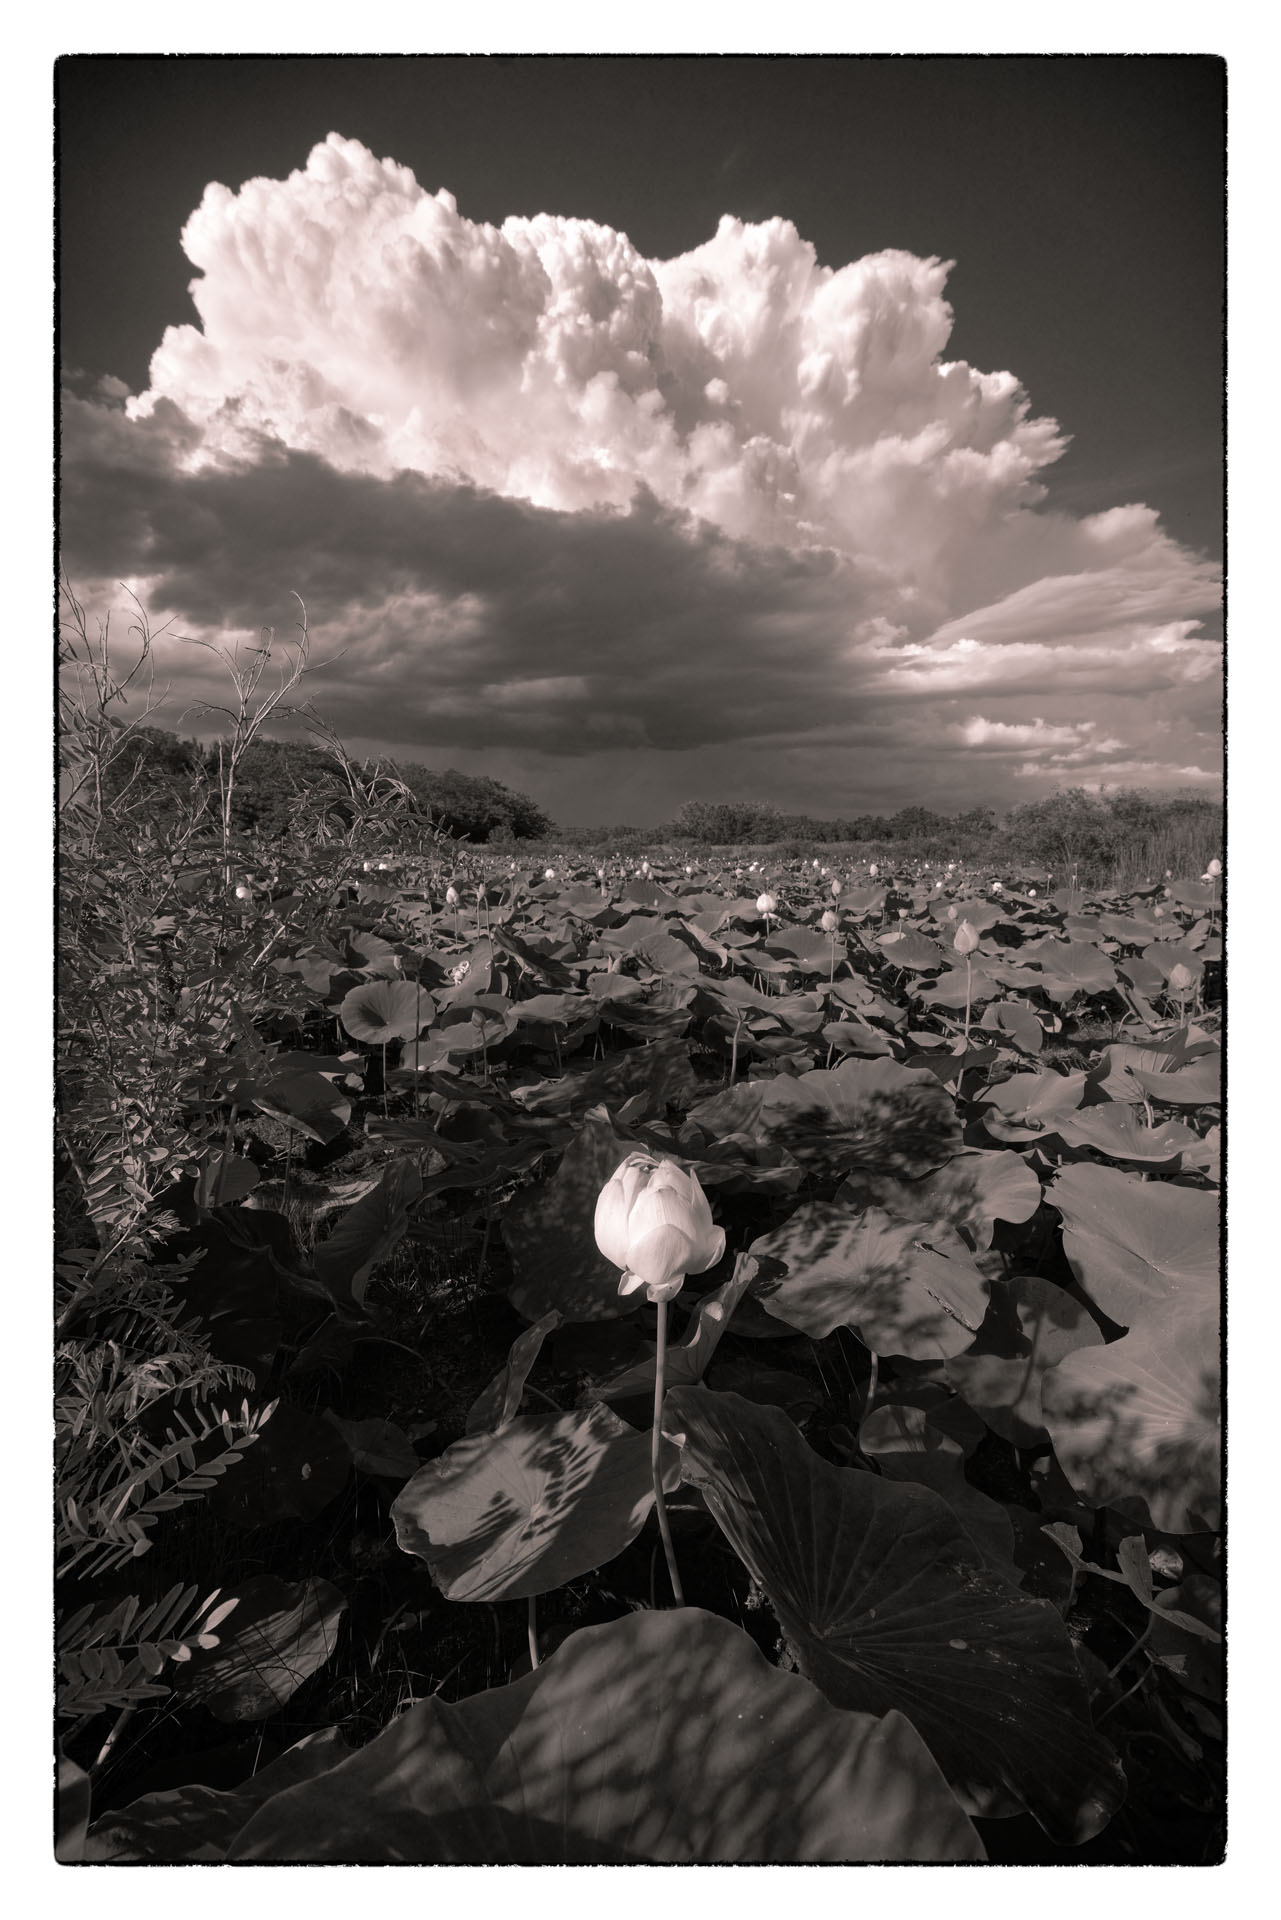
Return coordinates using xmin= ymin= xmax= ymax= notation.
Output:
xmin=104 ymin=725 xmax=1221 ymax=879
xmin=103 ymin=727 xmax=555 ymax=843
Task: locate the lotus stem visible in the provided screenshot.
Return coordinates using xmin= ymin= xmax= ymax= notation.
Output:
xmin=1014 ymin=1292 xmax=1047 ymax=1412
xmin=412 ymin=987 xmax=421 ymax=1117
xmin=92 ymin=1704 xmax=135 ymax=1777
xmin=1106 ymin=1617 xmax=1155 ymax=1684
xmin=527 ymin=1594 xmax=540 ymax=1670
xmin=960 ymin=955 xmax=973 ymax=1072
xmin=651 ymin=1299 xmax=685 ymax=1607
xmin=863 ymin=1350 xmax=878 ymax=1423
xmin=477 ymin=1207 xmax=493 ymax=1287
xmin=214 ymin=1101 xmax=239 ymax=1207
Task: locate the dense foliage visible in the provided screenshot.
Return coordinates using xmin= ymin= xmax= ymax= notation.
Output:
xmin=107 ymin=724 xmax=1221 ymax=886
xmin=105 ymin=725 xmax=555 ymax=844
xmin=57 ymin=604 xmax=1224 ymax=1866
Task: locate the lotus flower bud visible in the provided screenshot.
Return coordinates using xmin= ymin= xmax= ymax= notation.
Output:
xmin=685 ymin=864 xmax=694 ymax=876
xmin=946 ymin=904 xmax=957 ymax=920
xmin=234 ymin=884 xmax=251 ymax=900
xmin=1154 ymin=905 xmax=1164 ymax=918
xmin=756 ymin=891 xmax=778 ymax=915
xmin=594 ymin=1152 xmax=725 ymax=1304
xmin=820 ymin=909 xmax=839 ymax=933
xmin=445 ymin=886 xmax=459 ymax=906
xmin=954 ymin=920 xmax=980 ymax=956
xmin=545 ymin=868 xmax=556 ymax=881
xmin=1168 ymin=962 xmax=1195 ymax=994
xmin=1028 ymin=888 xmax=1037 ymax=897
xmin=1205 ymin=858 xmax=1222 ymax=878
xmin=991 ymin=882 xmax=1002 ymax=894
xmin=812 ymin=859 xmax=820 ymax=870
xmin=830 ymin=879 xmax=842 ymax=898
xmin=869 ymin=863 xmax=878 ymax=878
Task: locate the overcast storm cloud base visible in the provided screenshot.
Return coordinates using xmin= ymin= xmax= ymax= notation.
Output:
xmin=60 ymin=132 xmax=1221 ymax=822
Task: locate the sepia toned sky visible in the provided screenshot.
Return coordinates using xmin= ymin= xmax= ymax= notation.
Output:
xmin=57 ymin=54 xmax=1224 ymax=825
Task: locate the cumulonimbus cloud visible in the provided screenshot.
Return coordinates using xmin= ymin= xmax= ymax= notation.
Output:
xmin=60 ymin=132 xmax=1221 ymax=818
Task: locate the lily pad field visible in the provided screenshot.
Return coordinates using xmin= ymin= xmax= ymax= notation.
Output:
xmin=56 ymin=783 xmax=1225 ymax=1862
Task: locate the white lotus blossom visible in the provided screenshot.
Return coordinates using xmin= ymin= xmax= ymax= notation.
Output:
xmin=594 ymin=1153 xmax=725 ymax=1305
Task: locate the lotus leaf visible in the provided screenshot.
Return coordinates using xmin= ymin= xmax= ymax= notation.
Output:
xmin=750 ymin=1204 xmax=989 ymax=1359
xmin=1048 ymin=1162 xmax=1219 ymax=1325
xmin=228 ymin=1609 xmax=983 ymax=1863
xmin=664 ymin=1387 xmax=1125 ymax=1842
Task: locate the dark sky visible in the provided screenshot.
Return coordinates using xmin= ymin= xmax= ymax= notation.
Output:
xmin=59 ymin=54 xmax=1224 ymax=557
xmin=56 ymin=55 xmax=1224 ymax=825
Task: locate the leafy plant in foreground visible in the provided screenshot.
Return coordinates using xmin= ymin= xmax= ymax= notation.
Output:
xmin=56 ymin=773 xmax=1223 ymax=1862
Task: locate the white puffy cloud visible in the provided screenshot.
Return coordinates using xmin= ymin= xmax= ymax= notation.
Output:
xmin=56 ymin=132 xmax=1222 ymax=821
xmin=130 ymin=132 xmax=1066 ymax=568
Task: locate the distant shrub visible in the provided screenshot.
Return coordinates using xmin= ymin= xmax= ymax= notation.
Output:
xmin=670 ymin=800 xmax=786 ymax=844
xmin=99 ymin=724 xmax=553 ymax=843
xmin=394 ymin=763 xmax=553 ymax=842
